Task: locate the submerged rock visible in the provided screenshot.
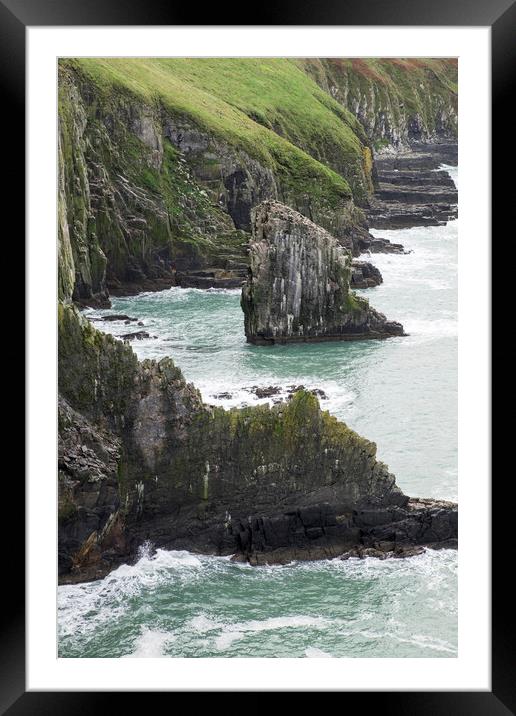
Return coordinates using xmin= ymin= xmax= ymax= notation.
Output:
xmin=241 ymin=201 xmax=404 ymax=345
xmin=99 ymin=314 xmax=139 ymax=323
xmin=119 ymin=330 xmax=153 ymax=341
xmin=245 ymin=385 xmax=328 ymax=401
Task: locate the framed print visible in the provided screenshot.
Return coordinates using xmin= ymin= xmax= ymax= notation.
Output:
xmin=5 ymin=0 xmax=511 ymax=710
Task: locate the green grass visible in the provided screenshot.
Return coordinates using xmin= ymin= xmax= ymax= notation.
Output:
xmin=62 ymin=58 xmax=368 ymax=203
xmin=299 ymin=58 xmax=457 ymax=140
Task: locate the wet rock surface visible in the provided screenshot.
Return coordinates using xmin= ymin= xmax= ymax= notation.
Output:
xmin=245 ymin=385 xmax=328 ymax=401
xmin=96 ymin=314 xmax=139 ymax=323
xmin=229 ymin=497 xmax=457 ymax=566
xmin=119 ymin=330 xmax=154 ymax=341
xmin=241 ymin=201 xmax=404 ymax=345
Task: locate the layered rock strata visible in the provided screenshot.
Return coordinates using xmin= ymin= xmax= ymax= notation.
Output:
xmin=241 ymin=201 xmax=404 ymax=345
xmin=58 ymin=303 xmax=456 ymax=584
xmin=367 ymin=144 xmax=458 ymax=229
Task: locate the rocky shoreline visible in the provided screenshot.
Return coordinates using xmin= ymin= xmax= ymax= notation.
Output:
xmin=59 ymin=144 xmax=458 ymax=584
xmin=57 ymin=57 xmax=458 ymax=587
xmin=73 ymin=141 xmax=456 ymax=304
xmin=367 ymin=143 xmax=458 ymax=230
xmin=58 ymin=303 xmax=456 ymax=585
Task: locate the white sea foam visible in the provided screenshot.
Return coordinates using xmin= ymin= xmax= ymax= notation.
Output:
xmin=58 ymin=549 xmax=205 ymax=641
xmin=304 ymin=647 xmax=333 ymax=658
xmin=124 ymin=627 xmax=174 ymax=658
xmin=196 ymin=377 xmax=355 ymax=412
xmin=59 ymin=548 xmax=457 ymax=657
xmin=214 ymin=631 xmax=245 ymax=651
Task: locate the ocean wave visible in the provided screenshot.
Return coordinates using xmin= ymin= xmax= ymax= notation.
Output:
xmin=123 ymin=627 xmax=175 ymax=658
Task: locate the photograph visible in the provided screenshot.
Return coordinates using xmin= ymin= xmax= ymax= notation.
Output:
xmin=56 ymin=56 xmax=459 ymax=659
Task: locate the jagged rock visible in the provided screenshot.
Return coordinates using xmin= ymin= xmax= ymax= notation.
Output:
xmin=58 ymin=304 xmax=454 ymax=583
xmin=351 ymin=261 xmax=383 ymax=288
xmin=241 ymin=201 xmax=404 ymax=345
xmin=58 ymin=61 xmax=377 ymax=305
xmin=245 ymin=385 xmax=327 ymax=401
xmin=357 ymin=236 xmax=407 ymax=254
xmin=247 ymin=385 xmax=282 ymax=399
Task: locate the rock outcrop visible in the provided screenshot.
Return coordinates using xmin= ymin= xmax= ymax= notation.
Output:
xmin=351 ymin=260 xmax=383 ymax=289
xmin=58 ymin=304 xmax=455 ymax=583
xmin=241 ymin=201 xmax=404 ymax=345
xmin=367 ymin=144 xmax=458 ymax=229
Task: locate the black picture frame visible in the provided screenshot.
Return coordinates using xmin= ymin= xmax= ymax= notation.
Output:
xmin=4 ymin=0 xmax=510 ymax=710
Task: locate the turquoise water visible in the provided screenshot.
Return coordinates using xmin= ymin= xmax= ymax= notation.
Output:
xmin=59 ymin=166 xmax=458 ymax=658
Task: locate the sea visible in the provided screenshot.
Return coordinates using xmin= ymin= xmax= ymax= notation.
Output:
xmin=58 ymin=165 xmax=458 ymax=658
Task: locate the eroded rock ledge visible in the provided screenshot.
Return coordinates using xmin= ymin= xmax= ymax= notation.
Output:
xmin=241 ymin=201 xmax=404 ymax=345
xmin=58 ymin=304 xmax=455 ymax=584
xmin=367 ymin=143 xmax=458 ymax=230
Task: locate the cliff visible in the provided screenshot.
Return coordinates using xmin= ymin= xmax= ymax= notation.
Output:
xmin=300 ymin=58 xmax=458 ymax=151
xmin=241 ymin=201 xmax=404 ymax=344
xmin=57 ymin=59 xmax=458 ymax=582
xmin=58 ymin=59 xmax=459 ymax=304
xmin=58 ymin=59 xmax=380 ymax=305
xmin=58 ymin=304 xmax=455 ymax=582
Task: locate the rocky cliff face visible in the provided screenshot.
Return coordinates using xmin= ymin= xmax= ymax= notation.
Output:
xmin=58 ymin=304 xmax=455 ymax=583
xmin=58 ymin=60 xmax=379 ymax=304
xmin=241 ymin=201 xmax=404 ymax=344
xmin=300 ymin=59 xmax=458 ymax=151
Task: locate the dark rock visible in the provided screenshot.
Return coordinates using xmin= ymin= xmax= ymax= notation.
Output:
xmin=176 ymin=270 xmax=245 ymax=290
xmin=367 ymin=145 xmax=457 ymax=230
xmin=119 ymin=331 xmax=151 ymax=341
xmin=245 ymin=385 xmax=328 ymax=402
xmin=100 ymin=314 xmax=139 ymax=323
xmin=287 ymin=385 xmax=327 ymax=400
xmin=350 ymin=261 xmax=383 ymax=288
xmin=247 ymin=385 xmax=282 ymax=399
xmin=58 ymin=305 xmax=456 ymax=583
xmin=241 ymin=201 xmax=404 ymax=345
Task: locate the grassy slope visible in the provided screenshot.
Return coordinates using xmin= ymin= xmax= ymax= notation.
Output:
xmin=58 ymin=58 xmax=458 ymax=300
xmin=299 ymin=58 xmax=458 ymax=146
xmin=63 ymin=58 xmax=375 ymax=203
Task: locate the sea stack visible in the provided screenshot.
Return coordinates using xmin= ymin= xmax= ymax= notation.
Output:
xmin=241 ymin=201 xmax=404 ymax=345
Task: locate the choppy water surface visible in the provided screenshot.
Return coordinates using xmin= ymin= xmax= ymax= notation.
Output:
xmin=59 ymin=166 xmax=458 ymax=658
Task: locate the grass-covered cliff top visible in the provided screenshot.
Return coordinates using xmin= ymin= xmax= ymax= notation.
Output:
xmin=61 ymin=58 xmax=377 ymax=202
xmin=299 ymin=58 xmax=458 ymax=146
xmin=300 ymin=58 xmax=457 ymax=96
